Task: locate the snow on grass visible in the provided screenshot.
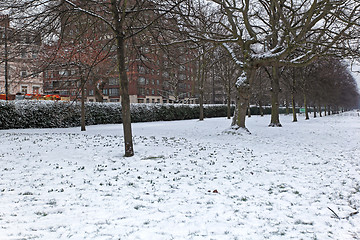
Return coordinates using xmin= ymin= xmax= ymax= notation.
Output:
xmin=0 ymin=111 xmax=360 ymax=239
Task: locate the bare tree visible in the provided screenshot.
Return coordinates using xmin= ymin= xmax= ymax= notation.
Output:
xmin=213 ymin=48 xmax=238 ymax=119
xmin=178 ymin=0 xmax=360 ymax=130
xmin=2 ymin=0 xmax=186 ymax=157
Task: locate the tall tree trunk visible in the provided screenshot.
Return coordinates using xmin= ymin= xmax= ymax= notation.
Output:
xmin=324 ymin=105 xmax=327 ymax=116
xmin=111 ymin=0 xmax=134 ymax=157
xmin=285 ymin=96 xmax=289 ymax=115
xmin=291 ymin=92 xmax=297 ymax=122
xmin=232 ymin=86 xmax=249 ymax=129
xmin=304 ymin=94 xmax=309 ymax=120
xmin=211 ymin=67 xmax=215 ymax=104
xmin=198 ymin=57 xmax=205 ymax=121
xmin=227 ymin=93 xmax=231 ymax=119
xmin=247 ymin=102 xmax=251 ymax=118
xmin=4 ymin=22 xmax=9 ymax=100
xmin=80 ymin=75 xmax=86 ymax=131
xmin=313 ymin=105 xmax=317 ymax=118
xmin=232 ymin=69 xmax=254 ymax=130
xmin=318 ymin=105 xmax=322 ymax=117
xmin=269 ymin=65 xmax=282 ymax=127
xmin=231 ymin=101 xmax=238 ymax=126
xmin=199 ymin=89 xmax=204 ymax=121
xmin=259 ymin=100 xmax=264 ymax=117
xmin=227 ymin=78 xmax=232 ymax=119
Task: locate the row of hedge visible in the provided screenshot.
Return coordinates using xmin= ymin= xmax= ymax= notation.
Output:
xmin=0 ymin=100 xmax=236 ymax=129
xmin=248 ymin=106 xmax=299 ymax=115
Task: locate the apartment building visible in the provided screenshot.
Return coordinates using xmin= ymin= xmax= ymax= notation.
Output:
xmin=0 ymin=15 xmax=43 ymax=98
xmin=42 ymin=1 xmax=196 ymax=104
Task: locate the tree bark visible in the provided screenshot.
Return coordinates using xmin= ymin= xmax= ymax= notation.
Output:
xmin=233 ymin=86 xmax=249 ymax=129
xmin=198 ymin=57 xmax=205 ymax=121
xmin=304 ymin=94 xmax=309 ymax=120
xmin=259 ymin=100 xmax=264 ymax=117
xmin=199 ymin=89 xmax=204 ymax=121
xmin=285 ymin=97 xmax=289 ymax=115
xmin=227 ymin=93 xmax=231 ymax=119
xmin=80 ymin=75 xmax=86 ymax=131
xmin=291 ymin=92 xmax=297 ymax=122
xmin=247 ymin=102 xmax=251 ymax=118
xmin=269 ymin=65 xmax=282 ymax=127
xmin=313 ymin=105 xmax=317 ymax=118
xmin=111 ymin=0 xmax=134 ymax=157
xmin=231 ymin=68 xmax=254 ymax=130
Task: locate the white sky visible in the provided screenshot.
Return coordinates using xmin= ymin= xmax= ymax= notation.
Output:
xmin=350 ymin=64 xmax=360 ymax=90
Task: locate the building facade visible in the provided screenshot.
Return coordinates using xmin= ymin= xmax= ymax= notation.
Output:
xmin=42 ymin=1 xmax=197 ymax=104
xmin=0 ymin=15 xmax=43 ymax=98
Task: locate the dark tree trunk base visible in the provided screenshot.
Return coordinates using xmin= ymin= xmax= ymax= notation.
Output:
xmin=230 ymin=125 xmax=251 ymax=134
xmin=268 ymin=123 xmax=282 ymax=127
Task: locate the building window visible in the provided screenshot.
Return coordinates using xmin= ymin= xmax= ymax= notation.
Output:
xmin=21 ymin=86 xmax=28 ymax=94
xmin=21 ymin=49 xmax=26 ymax=58
xmin=53 ymin=81 xmax=60 ymax=88
xmin=151 ymin=89 xmax=155 ymax=95
xmin=25 ymin=35 xmax=31 ymax=44
xmin=32 ymin=71 xmax=39 ymax=77
xmin=152 ymin=99 xmax=155 ymax=103
xmin=32 ymin=51 xmax=38 ymax=59
xmin=138 ymin=88 xmax=145 ymax=96
xmin=179 ymin=74 xmax=186 ymax=80
xmin=138 ymin=77 xmax=146 ymax=85
xmin=33 ymin=86 xmax=40 ymax=94
xmin=162 ymin=71 xmax=169 ymax=78
xmin=109 ymin=78 xmax=118 ymax=85
xmin=138 ymin=66 xmax=145 ymax=74
xmin=89 ymin=89 xmax=94 ymax=96
xmin=59 ymin=69 xmax=68 ymax=76
xmin=103 ymin=89 xmax=108 ymax=95
xmin=21 ymin=70 xmax=27 ymax=78
xmin=109 ymin=88 xmax=119 ymax=96
xmin=146 ymin=98 xmax=150 ymax=103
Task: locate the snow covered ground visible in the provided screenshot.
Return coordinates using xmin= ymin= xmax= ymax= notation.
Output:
xmin=0 ymin=111 xmax=359 ymax=240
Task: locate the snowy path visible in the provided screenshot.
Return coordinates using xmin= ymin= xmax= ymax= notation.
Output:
xmin=0 ymin=112 xmax=359 ymax=239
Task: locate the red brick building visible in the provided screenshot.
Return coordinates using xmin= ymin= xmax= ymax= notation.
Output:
xmin=42 ymin=1 xmax=196 ymax=104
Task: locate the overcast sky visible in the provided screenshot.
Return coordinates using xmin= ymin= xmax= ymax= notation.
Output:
xmin=350 ymin=64 xmax=360 ymax=91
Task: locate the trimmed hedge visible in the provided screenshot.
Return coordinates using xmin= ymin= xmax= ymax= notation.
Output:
xmin=0 ymin=100 xmax=235 ymax=129
xmin=248 ymin=106 xmax=300 ymax=115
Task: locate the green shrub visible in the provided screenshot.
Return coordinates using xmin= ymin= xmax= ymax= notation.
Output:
xmin=0 ymin=101 xmax=235 ymax=129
